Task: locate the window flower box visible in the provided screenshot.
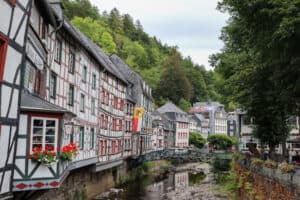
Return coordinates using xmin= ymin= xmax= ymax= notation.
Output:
xmin=28 ymin=145 xmax=57 ymax=165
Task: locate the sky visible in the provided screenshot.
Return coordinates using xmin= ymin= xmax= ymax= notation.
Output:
xmin=90 ymin=0 xmax=228 ymax=69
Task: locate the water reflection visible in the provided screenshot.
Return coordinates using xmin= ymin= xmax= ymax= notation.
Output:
xmin=95 ymin=170 xmax=206 ymax=200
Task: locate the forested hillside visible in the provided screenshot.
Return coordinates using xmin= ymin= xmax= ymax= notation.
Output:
xmin=61 ymin=0 xmax=223 ymax=111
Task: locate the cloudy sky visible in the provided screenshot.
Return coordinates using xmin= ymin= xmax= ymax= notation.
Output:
xmin=90 ymin=0 xmax=228 ymax=69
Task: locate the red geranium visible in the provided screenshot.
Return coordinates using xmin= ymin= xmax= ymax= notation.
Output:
xmin=28 ymin=145 xmax=57 ymax=165
xmin=60 ymin=143 xmax=78 ymax=161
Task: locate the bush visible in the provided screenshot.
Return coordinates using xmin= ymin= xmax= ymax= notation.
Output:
xmin=189 ymin=132 xmax=206 ymax=149
xmin=207 ymin=134 xmax=236 ymax=150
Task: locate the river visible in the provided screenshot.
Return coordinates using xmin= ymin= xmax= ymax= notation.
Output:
xmin=94 ymin=163 xmax=229 ymax=200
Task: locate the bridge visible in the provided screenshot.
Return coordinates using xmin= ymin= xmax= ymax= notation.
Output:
xmin=133 ymin=148 xmax=212 ymax=164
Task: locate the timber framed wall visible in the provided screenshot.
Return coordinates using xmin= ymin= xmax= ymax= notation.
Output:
xmin=0 ymin=0 xmax=32 ymax=197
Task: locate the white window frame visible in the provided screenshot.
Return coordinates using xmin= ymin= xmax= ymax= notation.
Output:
xmin=30 ymin=117 xmax=59 ymax=153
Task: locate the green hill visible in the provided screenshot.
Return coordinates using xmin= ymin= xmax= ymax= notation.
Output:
xmin=61 ymin=0 xmax=223 ymax=110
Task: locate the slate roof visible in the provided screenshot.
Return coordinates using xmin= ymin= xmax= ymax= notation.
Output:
xmin=50 ymin=4 xmax=128 ymax=84
xmin=194 ymin=113 xmax=205 ymax=122
xmin=156 ymin=101 xmax=186 ymax=115
xmin=110 ymin=54 xmax=152 ymax=103
xmin=21 ymin=92 xmax=71 ymax=114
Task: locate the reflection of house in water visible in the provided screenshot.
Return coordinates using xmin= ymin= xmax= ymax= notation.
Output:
xmin=145 ymin=171 xmax=189 ymax=199
xmin=146 ymin=181 xmax=164 ymax=199
xmin=168 ymin=172 xmax=189 ymax=191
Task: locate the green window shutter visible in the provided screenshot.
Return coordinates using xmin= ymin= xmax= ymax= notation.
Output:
xmin=80 ymin=127 xmax=84 ymax=149
xmin=90 ymin=128 xmax=95 ymax=149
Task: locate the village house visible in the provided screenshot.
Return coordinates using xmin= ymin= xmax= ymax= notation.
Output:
xmin=155 ymin=102 xmax=189 ymax=148
xmin=0 ymin=0 xmax=32 ymax=197
xmin=110 ymin=54 xmax=154 ymax=155
xmin=190 ymin=101 xmax=227 ymax=136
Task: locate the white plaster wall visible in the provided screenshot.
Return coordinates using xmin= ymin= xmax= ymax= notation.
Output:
xmin=0 ymin=2 xmax=11 ymax=35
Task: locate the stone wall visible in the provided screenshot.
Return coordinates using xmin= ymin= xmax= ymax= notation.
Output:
xmin=235 ymin=163 xmax=300 ymax=200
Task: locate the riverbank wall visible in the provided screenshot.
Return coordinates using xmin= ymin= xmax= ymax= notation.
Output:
xmin=235 ymin=159 xmax=300 ymax=200
xmin=14 ymin=159 xmax=172 ymax=200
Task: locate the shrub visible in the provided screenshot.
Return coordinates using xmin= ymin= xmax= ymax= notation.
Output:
xmin=207 ymin=134 xmax=236 ymax=150
xmin=189 ymin=132 xmax=206 ymax=149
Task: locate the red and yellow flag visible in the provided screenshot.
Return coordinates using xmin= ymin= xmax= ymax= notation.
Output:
xmin=133 ymin=107 xmax=144 ymax=133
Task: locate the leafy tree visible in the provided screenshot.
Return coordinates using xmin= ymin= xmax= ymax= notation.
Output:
xmin=207 ymin=134 xmax=236 ymax=150
xmin=155 ymin=51 xmax=193 ymax=104
xmin=189 ymin=132 xmax=206 ymax=149
xmin=99 ymin=32 xmax=117 ymax=54
xmin=178 ymin=98 xmax=191 ymax=112
xmin=71 ymin=17 xmax=105 ymax=44
xmin=61 ymin=0 xmax=100 ymax=20
xmin=109 ymin=8 xmax=123 ymax=34
xmin=213 ymin=0 xmax=300 ymax=158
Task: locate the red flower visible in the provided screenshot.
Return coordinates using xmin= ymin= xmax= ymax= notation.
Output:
xmin=28 ymin=154 xmax=32 ymax=159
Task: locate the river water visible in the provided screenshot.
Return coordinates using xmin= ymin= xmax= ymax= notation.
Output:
xmin=94 ymin=163 xmax=229 ymax=200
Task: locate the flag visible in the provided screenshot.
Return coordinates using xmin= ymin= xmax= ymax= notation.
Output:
xmin=133 ymin=107 xmax=144 ymax=133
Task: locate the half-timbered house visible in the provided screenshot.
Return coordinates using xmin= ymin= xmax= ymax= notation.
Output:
xmin=110 ymin=54 xmax=154 ymax=155
xmin=0 ymin=0 xmax=32 ymax=197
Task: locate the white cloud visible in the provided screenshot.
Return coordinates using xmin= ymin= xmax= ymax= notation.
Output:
xmin=90 ymin=0 xmax=228 ymax=69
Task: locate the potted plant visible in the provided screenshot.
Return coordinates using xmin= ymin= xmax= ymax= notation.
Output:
xmin=264 ymin=159 xmax=277 ymax=169
xmin=60 ymin=143 xmax=78 ymax=161
xmin=279 ymin=162 xmax=295 ymax=174
xmin=250 ymin=158 xmax=263 ymax=170
xmin=28 ymin=145 xmax=57 ymax=166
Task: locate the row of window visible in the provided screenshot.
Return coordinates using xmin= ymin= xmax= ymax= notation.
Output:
xmin=178 ymin=132 xmax=188 ymax=139
xmin=54 ymin=38 xmax=125 ymax=93
xmin=100 ymin=115 xmax=123 ymax=131
xmin=178 ymin=122 xmax=188 ymax=129
xmin=99 ymin=139 xmax=122 ymax=155
xmin=101 ymin=89 xmax=125 ymax=111
xmin=103 ymin=72 xmax=125 ymax=93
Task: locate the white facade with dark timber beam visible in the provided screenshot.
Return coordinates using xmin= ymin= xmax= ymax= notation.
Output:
xmin=0 ymin=0 xmax=32 ymax=197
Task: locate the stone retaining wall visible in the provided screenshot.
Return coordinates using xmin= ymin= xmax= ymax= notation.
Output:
xmin=236 ymin=161 xmax=300 ymax=200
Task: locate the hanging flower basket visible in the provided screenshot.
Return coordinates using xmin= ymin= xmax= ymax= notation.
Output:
xmin=28 ymin=146 xmax=58 ymax=166
xmin=59 ymin=143 xmax=78 ymax=162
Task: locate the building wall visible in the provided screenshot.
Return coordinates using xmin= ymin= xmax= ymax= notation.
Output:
xmin=175 ymin=122 xmax=189 ymax=148
xmin=0 ymin=0 xmax=31 ymax=196
xmin=98 ymin=71 xmax=126 ymax=162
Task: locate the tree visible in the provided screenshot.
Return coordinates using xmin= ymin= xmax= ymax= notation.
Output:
xmin=212 ymin=0 xmax=300 ymax=159
xmin=178 ymin=98 xmax=191 ymax=113
xmin=189 ymin=132 xmax=206 ymax=149
xmin=109 ymin=8 xmax=123 ymax=34
xmin=61 ymin=0 xmax=100 ymax=20
xmin=207 ymin=134 xmax=236 ymax=150
xmin=99 ymin=32 xmax=117 ymax=54
xmin=155 ymin=51 xmax=193 ymax=104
